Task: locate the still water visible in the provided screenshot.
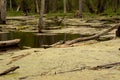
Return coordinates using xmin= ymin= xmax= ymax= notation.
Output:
xmin=0 ymin=32 xmax=82 ymax=48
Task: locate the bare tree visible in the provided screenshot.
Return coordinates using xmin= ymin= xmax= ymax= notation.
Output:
xmin=0 ymin=0 xmax=6 ymax=24
xmin=63 ymin=0 xmax=67 ymax=14
xmin=10 ymin=0 xmax=13 ymax=11
xmin=38 ymin=0 xmax=45 ymax=33
xmin=35 ymin=0 xmax=39 ymax=13
xmin=52 ymin=0 xmax=57 ymax=13
xmin=79 ymin=0 xmax=82 ymax=18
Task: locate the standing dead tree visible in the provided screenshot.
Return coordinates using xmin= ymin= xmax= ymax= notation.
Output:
xmin=0 ymin=0 xmax=6 ymax=24
xmin=38 ymin=0 xmax=45 ymax=33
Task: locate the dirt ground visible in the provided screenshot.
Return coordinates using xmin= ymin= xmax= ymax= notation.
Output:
xmin=0 ymin=16 xmax=120 ymax=80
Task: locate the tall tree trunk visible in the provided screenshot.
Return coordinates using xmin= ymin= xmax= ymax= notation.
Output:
xmin=45 ymin=0 xmax=49 ymax=13
xmin=85 ymin=0 xmax=95 ymax=13
xmin=96 ymin=0 xmax=107 ymax=14
xmin=113 ymin=0 xmax=119 ymax=12
xmin=68 ymin=0 xmax=73 ymax=12
xmin=79 ymin=0 xmax=82 ymax=18
xmin=10 ymin=0 xmax=13 ymax=11
xmin=35 ymin=0 xmax=39 ymax=13
xmin=38 ymin=0 xmax=45 ymax=33
xmin=52 ymin=0 xmax=57 ymax=13
xmin=0 ymin=0 xmax=6 ymax=24
xmin=63 ymin=0 xmax=67 ymax=14
xmin=16 ymin=4 xmax=21 ymax=12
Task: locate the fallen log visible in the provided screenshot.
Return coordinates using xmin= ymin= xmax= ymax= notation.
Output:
xmin=0 ymin=66 xmax=20 ymax=76
xmin=90 ymin=62 xmax=120 ymax=70
xmin=0 ymin=39 xmax=20 ymax=47
xmin=65 ymin=24 xmax=119 ymax=45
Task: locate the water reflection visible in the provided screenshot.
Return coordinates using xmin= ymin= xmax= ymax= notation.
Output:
xmin=0 ymin=32 xmax=81 ymax=48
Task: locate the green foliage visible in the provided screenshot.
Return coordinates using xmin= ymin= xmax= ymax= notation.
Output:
xmin=7 ymin=11 xmax=24 ymax=16
xmin=47 ymin=12 xmax=74 ymax=17
xmin=6 ymin=0 xmax=120 ymax=17
xmin=7 ymin=11 xmax=39 ymax=16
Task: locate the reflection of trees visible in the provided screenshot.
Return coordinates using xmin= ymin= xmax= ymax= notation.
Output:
xmin=0 ymin=33 xmax=8 ymax=41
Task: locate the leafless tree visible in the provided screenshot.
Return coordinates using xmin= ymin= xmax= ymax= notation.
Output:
xmin=0 ymin=0 xmax=6 ymax=24
xmin=38 ymin=0 xmax=45 ymax=33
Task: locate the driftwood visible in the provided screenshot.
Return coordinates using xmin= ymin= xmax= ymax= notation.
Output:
xmin=0 ymin=39 xmax=20 ymax=47
xmin=51 ymin=40 xmax=65 ymax=47
xmin=7 ymin=53 xmax=30 ymax=65
xmin=51 ymin=62 xmax=120 ymax=75
xmin=0 ymin=66 xmax=20 ymax=76
xmin=90 ymin=62 xmax=120 ymax=70
xmin=65 ymin=24 xmax=119 ymax=45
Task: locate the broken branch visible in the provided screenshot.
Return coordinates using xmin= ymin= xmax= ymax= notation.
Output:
xmin=0 ymin=66 xmax=20 ymax=76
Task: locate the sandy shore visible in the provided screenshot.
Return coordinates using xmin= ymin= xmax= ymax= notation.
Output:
xmin=0 ymin=38 xmax=120 ymax=80
xmin=0 ymin=16 xmax=120 ymax=80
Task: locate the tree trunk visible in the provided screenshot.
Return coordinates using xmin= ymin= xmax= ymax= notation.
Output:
xmin=67 ymin=0 xmax=73 ymax=12
xmin=10 ymin=0 xmax=13 ymax=11
xmin=96 ymin=0 xmax=107 ymax=14
xmin=35 ymin=0 xmax=39 ymax=13
xmin=79 ymin=0 xmax=82 ymax=18
xmin=16 ymin=4 xmax=21 ymax=12
xmin=0 ymin=0 xmax=6 ymax=24
xmin=52 ymin=0 xmax=57 ymax=13
xmin=63 ymin=0 xmax=67 ymax=14
xmin=85 ymin=0 xmax=95 ymax=13
xmin=113 ymin=0 xmax=119 ymax=12
xmin=38 ymin=0 xmax=45 ymax=33
xmin=65 ymin=24 xmax=119 ymax=45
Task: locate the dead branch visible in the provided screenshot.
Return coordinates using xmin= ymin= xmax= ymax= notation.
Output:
xmin=65 ymin=24 xmax=119 ymax=45
xmin=51 ymin=40 xmax=65 ymax=47
xmin=0 ymin=66 xmax=20 ymax=76
xmin=90 ymin=62 xmax=120 ymax=70
xmin=7 ymin=53 xmax=31 ymax=65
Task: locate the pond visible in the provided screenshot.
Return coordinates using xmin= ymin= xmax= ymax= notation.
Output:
xmin=0 ymin=31 xmax=113 ymax=49
xmin=0 ymin=32 xmax=84 ymax=48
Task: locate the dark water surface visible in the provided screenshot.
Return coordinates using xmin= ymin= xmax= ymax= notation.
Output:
xmin=0 ymin=32 xmax=82 ymax=48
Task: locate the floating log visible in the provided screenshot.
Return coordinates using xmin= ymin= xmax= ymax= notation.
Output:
xmin=0 ymin=39 xmax=20 ymax=47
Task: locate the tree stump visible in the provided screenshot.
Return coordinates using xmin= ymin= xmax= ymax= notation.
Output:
xmin=116 ymin=26 xmax=120 ymax=37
